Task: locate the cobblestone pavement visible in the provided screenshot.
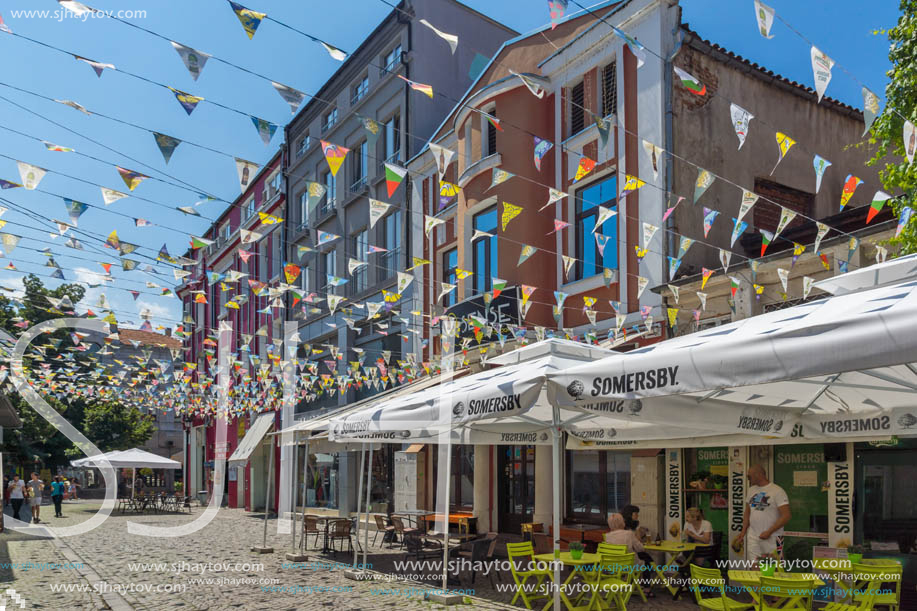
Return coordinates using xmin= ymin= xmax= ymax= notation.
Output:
xmin=3 ymin=499 xmax=705 ymax=610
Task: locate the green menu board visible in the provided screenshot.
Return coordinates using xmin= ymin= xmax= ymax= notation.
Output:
xmin=774 ymin=444 xmax=829 ymax=565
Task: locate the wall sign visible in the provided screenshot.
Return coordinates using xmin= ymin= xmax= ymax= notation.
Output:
xmin=827 ymin=442 xmax=854 ymax=548
xmin=728 ymin=446 xmax=747 ymax=562
xmin=665 ymin=448 xmax=683 ymax=541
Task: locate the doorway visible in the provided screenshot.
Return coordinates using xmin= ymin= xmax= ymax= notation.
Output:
xmin=498 ymin=445 xmax=535 ymax=534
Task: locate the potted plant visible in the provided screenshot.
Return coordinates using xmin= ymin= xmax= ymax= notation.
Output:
xmin=847 ymin=544 xmax=866 ymax=564
xmin=710 ymin=474 xmax=728 ymax=490
xmin=568 ymin=541 xmax=584 ymax=560
xmin=759 ymin=552 xmax=778 ymax=576
xmin=688 ymin=470 xmax=711 ymax=489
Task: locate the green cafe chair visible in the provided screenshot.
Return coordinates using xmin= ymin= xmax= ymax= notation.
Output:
xmin=689 ymin=564 xmax=754 ymax=611
xmin=821 ymin=572 xmax=881 ymax=611
xmin=758 ymin=575 xmax=814 ymax=611
xmin=505 ymin=541 xmax=552 ymax=610
xmin=850 ymin=561 xmax=901 ymax=611
xmin=595 ymin=543 xmax=647 ymax=603
xmin=586 ymin=552 xmax=634 ymax=610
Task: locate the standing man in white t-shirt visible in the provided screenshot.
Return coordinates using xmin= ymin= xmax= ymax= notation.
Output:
xmin=738 ymin=464 xmax=791 ymax=561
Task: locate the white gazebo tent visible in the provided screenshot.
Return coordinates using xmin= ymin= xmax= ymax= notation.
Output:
xmin=70 ymin=448 xmax=181 ymax=498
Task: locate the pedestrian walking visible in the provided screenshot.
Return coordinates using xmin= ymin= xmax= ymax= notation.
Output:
xmin=7 ymin=475 xmax=24 ymax=521
xmin=27 ymin=472 xmax=43 ymax=524
xmin=51 ymin=476 xmax=65 ymax=518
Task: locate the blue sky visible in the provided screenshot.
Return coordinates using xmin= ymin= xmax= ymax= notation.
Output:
xmin=0 ymin=0 xmax=901 ymax=330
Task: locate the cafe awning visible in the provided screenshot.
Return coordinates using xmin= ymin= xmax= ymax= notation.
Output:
xmin=228 ymin=412 xmax=274 ymax=466
xmin=548 ymin=277 xmax=917 ymax=440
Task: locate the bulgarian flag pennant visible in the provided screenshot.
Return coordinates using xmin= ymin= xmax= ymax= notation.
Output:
xmin=321 ymin=141 xmax=349 ymax=177
xmin=866 ymin=190 xmax=892 ymax=224
xmin=491 ymin=277 xmax=507 ymax=299
xmin=383 ymin=162 xmax=407 ymax=197
xmin=190 ymin=235 xmax=213 ymax=249
xmin=759 ymin=229 xmax=774 ymax=256
xmin=729 ymin=276 xmax=741 ymax=297
xmin=674 ymin=65 xmax=706 ymax=95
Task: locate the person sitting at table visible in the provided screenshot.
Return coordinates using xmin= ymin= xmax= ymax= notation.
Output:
xmin=684 ymin=507 xmax=712 ymax=545
xmin=606 ymin=513 xmax=654 ymax=597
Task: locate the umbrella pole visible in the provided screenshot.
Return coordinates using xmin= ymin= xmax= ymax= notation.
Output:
xmin=441 ymin=437 xmax=452 ymax=592
xmin=299 ymin=440 xmax=310 ymax=552
xmin=362 ymin=444 xmax=372 ymax=569
xmin=290 ymin=442 xmax=298 ymax=551
xmin=551 ymin=414 xmax=562 ymax=611
xmin=353 ymin=443 xmax=366 ymax=568
xmin=261 ymin=436 xmax=275 ymax=550
xmin=131 ymin=467 xmax=135 ymax=499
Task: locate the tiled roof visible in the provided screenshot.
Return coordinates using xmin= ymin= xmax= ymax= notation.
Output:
xmin=681 ymin=25 xmax=863 ymax=118
xmin=118 ymin=329 xmax=181 ymax=349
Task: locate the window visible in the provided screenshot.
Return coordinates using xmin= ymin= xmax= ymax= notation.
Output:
xmin=322 ymin=108 xmax=337 ymax=133
xmin=570 ymin=81 xmax=585 ymax=134
xmin=272 ymin=231 xmax=283 ymax=278
xmin=299 ymin=191 xmax=308 ymax=227
xmin=261 ymin=179 xmax=269 ymax=205
xmin=322 ymin=249 xmax=337 ymax=294
xmin=380 ymin=210 xmax=402 ymax=281
xmin=300 ymin=264 xmax=311 ymax=294
xmin=602 ymin=61 xmax=617 ymax=118
xmin=259 ymin=239 xmax=269 ymax=282
xmin=245 ymin=198 xmax=255 ymax=220
xmin=472 ymin=207 xmax=498 ymax=294
xmin=484 ymin=109 xmax=498 ymax=157
xmin=351 ymin=76 xmax=369 ymax=105
xmin=574 ymin=175 xmax=618 ymax=281
xmin=382 ymin=44 xmax=402 ymax=75
xmin=220 ymin=223 xmax=231 ymax=243
xmin=350 ymin=140 xmax=367 ymax=193
xmin=451 ymin=445 xmax=474 ymax=509
xmin=270 ymin=172 xmax=283 ymax=196
xmin=567 ymin=451 xmax=631 ymax=523
xmin=321 ymin=170 xmax=336 ymax=216
xmin=296 ymin=135 xmax=310 ymax=159
xmin=352 ymin=230 xmax=368 ymax=294
xmin=442 ymin=248 xmax=458 ymax=307
xmin=384 ymin=114 xmax=400 ymax=163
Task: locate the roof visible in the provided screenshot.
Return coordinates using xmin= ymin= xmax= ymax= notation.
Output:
xmin=283 ymin=0 xmax=516 ymax=138
xmin=118 ymin=329 xmax=181 ymax=350
xmin=681 ymin=25 xmax=863 ymax=119
xmin=408 ymin=0 xmax=622 ymax=166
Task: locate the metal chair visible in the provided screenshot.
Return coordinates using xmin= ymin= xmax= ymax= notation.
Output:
xmin=403 ymin=531 xmax=443 ymax=563
xmin=301 ymin=515 xmax=321 ymax=551
xmin=505 ymin=541 xmax=552 ymax=610
xmin=849 ymin=561 xmax=900 ymax=611
xmin=390 ymin=515 xmax=420 ymax=549
xmin=327 ymin=518 xmax=353 ymax=554
xmin=373 ymin=514 xmax=395 ymax=547
xmin=759 ymin=575 xmax=815 ymax=611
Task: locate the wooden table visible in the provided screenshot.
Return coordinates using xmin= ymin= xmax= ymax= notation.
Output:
xmin=642 ymin=541 xmax=698 ymax=596
xmin=729 ymin=570 xmax=825 ymax=606
xmin=534 ymin=551 xmax=603 ymax=611
xmin=421 ymin=513 xmax=476 ymax=538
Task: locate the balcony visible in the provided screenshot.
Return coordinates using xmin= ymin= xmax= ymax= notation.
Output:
xmin=349 ymin=176 xmax=368 ymax=196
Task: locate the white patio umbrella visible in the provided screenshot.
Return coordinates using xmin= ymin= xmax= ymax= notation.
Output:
xmin=70 ymin=448 xmax=180 ymax=498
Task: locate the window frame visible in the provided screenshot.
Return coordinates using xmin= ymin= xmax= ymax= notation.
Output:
xmin=482 ymin=106 xmax=498 ymax=158
xmin=322 ymin=108 xmax=338 ymax=133
xmin=471 ymin=206 xmax=498 ymax=295
xmin=565 ymin=450 xmax=631 ymax=524
xmin=321 ymin=170 xmax=336 ymax=216
xmin=601 ymin=61 xmax=617 ymax=118
xmin=351 ymin=229 xmax=368 ymax=295
xmin=380 ymin=210 xmax=402 ymax=281
xmin=350 ymin=140 xmax=368 ymax=193
xmin=382 ymin=43 xmax=403 ymax=75
xmin=322 ymin=249 xmax=338 ymax=295
xmin=296 ymin=135 xmax=310 ymax=159
xmin=351 ymin=75 xmax=369 ymax=105
xmin=245 ymin=198 xmax=256 ymax=220
xmin=569 ymin=80 xmax=585 ymax=135
xmin=442 ymin=247 xmax=458 ymax=308
xmin=573 ymin=174 xmax=618 ymax=282
xmin=384 ymin=114 xmax=401 ymax=163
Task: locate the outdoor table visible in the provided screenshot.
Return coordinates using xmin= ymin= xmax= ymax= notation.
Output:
xmin=394 ymin=509 xmax=430 ymax=531
xmin=643 ymin=541 xmax=698 ymax=597
xmin=421 ymin=513 xmax=476 ymax=538
xmin=425 ymin=531 xmax=479 ymax=546
xmin=534 ymin=551 xmax=602 ymax=611
xmin=728 ymin=570 xmax=825 ymax=606
xmin=312 ymin=516 xmax=337 ymax=553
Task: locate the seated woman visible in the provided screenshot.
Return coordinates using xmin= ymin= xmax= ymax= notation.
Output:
xmin=684 ymin=507 xmax=712 ymax=545
xmin=605 ymin=513 xmax=655 ymax=597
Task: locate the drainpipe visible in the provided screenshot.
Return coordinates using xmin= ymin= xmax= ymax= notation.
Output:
xmin=664 ymin=17 xmax=683 ymax=269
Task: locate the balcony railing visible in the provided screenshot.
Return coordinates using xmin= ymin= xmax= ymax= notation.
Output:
xmin=349 ymin=176 xmax=367 ymax=195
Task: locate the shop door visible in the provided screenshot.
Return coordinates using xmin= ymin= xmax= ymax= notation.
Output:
xmin=498 ymin=445 xmax=535 ymax=534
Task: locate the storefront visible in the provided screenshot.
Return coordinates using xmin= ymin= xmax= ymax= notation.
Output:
xmin=566 ymin=450 xmax=631 ymax=524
